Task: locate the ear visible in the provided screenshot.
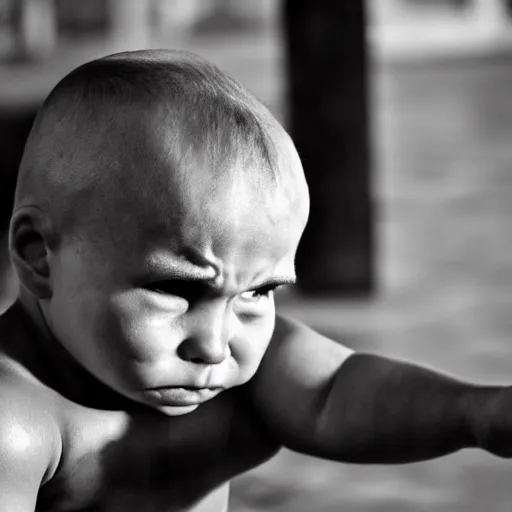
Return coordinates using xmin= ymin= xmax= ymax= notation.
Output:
xmin=9 ymin=207 xmax=56 ymax=299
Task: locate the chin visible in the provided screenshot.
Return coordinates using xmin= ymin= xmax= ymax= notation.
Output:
xmin=153 ymin=404 xmax=201 ymax=416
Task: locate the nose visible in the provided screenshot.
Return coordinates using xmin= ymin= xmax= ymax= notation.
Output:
xmin=177 ymin=301 xmax=231 ymax=365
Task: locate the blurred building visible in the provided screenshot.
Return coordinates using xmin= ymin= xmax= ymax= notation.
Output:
xmin=3 ymin=0 xmax=512 ymax=303
xmin=56 ymin=0 xmax=108 ymax=34
xmin=370 ymin=0 xmax=512 ymax=60
xmin=0 ymin=0 xmax=272 ymax=60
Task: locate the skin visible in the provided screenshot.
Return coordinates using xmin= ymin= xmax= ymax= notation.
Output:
xmin=0 ymin=113 xmax=353 ymax=511
xmin=0 ymin=232 xmax=17 ymax=314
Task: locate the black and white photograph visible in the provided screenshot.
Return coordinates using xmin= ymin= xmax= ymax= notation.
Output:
xmin=2 ymin=1 xmax=512 ymax=511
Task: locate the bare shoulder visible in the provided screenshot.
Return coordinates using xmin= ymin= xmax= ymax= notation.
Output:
xmin=0 ymin=364 xmax=62 ymax=509
xmin=247 ymin=315 xmax=354 ymax=451
xmin=0 ymin=304 xmax=63 ymax=471
xmin=0 ymin=367 xmax=62 ymax=473
xmin=255 ymin=314 xmax=354 ymax=387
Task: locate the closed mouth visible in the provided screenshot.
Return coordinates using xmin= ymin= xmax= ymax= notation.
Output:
xmin=143 ymin=386 xmax=223 ymax=406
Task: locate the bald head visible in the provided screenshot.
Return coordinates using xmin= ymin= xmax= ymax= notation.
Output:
xmin=13 ymin=50 xmax=308 ymax=247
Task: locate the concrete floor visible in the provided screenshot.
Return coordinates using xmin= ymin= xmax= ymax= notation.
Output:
xmin=2 ymin=18 xmax=512 ymax=512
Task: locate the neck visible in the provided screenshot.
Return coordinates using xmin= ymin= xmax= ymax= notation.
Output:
xmin=7 ymin=290 xmax=137 ymax=411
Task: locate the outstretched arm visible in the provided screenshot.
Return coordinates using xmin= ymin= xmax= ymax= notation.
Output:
xmin=250 ymin=315 xmax=510 ymax=463
xmin=310 ymin=351 xmax=506 ymax=463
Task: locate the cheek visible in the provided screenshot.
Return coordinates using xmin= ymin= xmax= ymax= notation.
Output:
xmin=49 ymin=267 xmax=102 ymax=346
xmin=49 ymin=247 xmax=107 ymax=339
xmin=230 ymin=314 xmax=275 ymax=383
xmin=104 ymin=291 xmax=184 ymax=362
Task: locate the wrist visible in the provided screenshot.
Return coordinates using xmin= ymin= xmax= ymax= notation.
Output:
xmin=465 ymin=385 xmax=512 ymax=457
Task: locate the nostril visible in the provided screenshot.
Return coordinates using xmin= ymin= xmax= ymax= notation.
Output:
xmin=177 ymin=339 xmax=228 ymax=365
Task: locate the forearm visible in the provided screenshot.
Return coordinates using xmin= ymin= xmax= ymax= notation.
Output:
xmin=314 ymin=353 xmax=509 ymax=464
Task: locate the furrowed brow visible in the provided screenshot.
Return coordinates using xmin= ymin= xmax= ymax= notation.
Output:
xmin=144 ymin=257 xmax=217 ymax=281
xmin=252 ymin=276 xmax=296 ymax=289
xmin=144 ymin=257 xmax=296 ymax=292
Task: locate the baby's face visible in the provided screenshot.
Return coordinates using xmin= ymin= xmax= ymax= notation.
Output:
xmin=45 ymin=155 xmax=306 ymax=416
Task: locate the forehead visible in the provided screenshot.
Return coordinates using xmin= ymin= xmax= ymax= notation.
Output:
xmin=82 ymin=110 xmax=308 ymax=278
xmin=137 ymin=174 xmax=302 ymax=281
xmin=93 ymin=166 xmax=305 ymax=286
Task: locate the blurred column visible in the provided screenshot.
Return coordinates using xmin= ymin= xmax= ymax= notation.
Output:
xmin=470 ymin=0 xmax=510 ymax=35
xmin=107 ymin=0 xmax=151 ymax=52
xmin=10 ymin=0 xmax=57 ymax=60
xmin=284 ymin=0 xmax=374 ymax=296
xmin=193 ymin=0 xmax=264 ymax=35
xmin=152 ymin=0 xmax=201 ymax=32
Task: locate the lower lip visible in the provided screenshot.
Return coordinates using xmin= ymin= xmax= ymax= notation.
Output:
xmin=143 ymin=387 xmax=222 ymax=406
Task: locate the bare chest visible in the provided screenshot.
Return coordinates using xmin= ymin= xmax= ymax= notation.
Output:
xmin=37 ymin=392 xmax=279 ymax=512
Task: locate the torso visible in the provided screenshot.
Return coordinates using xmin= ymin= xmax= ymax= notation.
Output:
xmin=37 ymin=389 xmax=279 ymax=512
xmin=0 ymin=313 xmax=281 ymax=512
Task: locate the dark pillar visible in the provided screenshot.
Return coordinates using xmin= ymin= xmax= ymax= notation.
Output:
xmin=284 ymin=0 xmax=374 ymax=296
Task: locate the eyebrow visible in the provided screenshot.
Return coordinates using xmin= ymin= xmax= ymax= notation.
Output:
xmin=252 ymin=276 xmax=297 ymax=289
xmin=144 ymin=259 xmax=296 ymax=289
xmin=144 ymin=258 xmax=217 ymax=281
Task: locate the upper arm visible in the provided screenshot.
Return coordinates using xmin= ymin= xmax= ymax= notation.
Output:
xmin=0 ymin=387 xmax=59 ymax=511
xmin=249 ymin=314 xmax=354 ymax=454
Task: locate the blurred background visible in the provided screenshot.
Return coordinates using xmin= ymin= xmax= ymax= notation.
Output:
xmin=2 ymin=0 xmax=512 ymax=510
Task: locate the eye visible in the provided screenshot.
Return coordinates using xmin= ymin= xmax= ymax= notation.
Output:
xmin=240 ymin=285 xmax=278 ymax=302
xmin=145 ymin=280 xmax=206 ymax=302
